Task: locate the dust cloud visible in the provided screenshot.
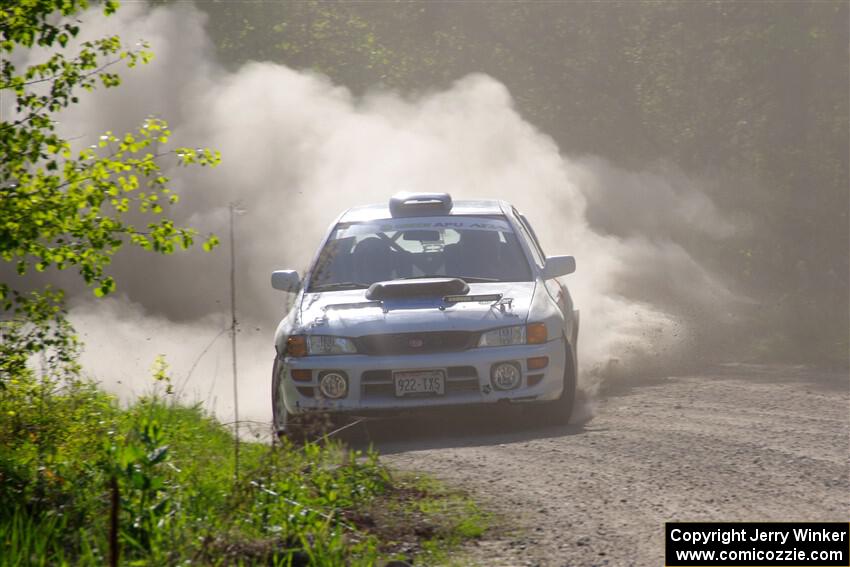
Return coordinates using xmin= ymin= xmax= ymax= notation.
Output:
xmin=21 ymin=3 xmax=750 ymax=424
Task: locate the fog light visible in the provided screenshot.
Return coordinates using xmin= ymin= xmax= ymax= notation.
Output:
xmin=318 ymin=371 xmax=348 ymax=399
xmin=491 ymin=362 xmax=521 ymax=391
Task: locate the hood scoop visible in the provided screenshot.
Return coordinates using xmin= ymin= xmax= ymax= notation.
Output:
xmin=365 ymin=278 xmax=469 ymax=300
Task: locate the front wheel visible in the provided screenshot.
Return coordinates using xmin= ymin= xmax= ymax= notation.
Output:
xmin=540 ymin=341 xmax=577 ymax=426
xmin=271 ymin=358 xmax=292 ymax=438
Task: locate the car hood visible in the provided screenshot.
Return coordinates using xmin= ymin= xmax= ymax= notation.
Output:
xmin=297 ymin=282 xmax=535 ymax=336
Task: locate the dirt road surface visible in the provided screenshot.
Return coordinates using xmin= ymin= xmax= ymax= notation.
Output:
xmin=360 ymin=364 xmax=849 ymax=566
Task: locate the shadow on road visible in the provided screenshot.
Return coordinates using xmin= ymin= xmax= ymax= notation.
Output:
xmin=333 ymin=407 xmax=589 ymax=455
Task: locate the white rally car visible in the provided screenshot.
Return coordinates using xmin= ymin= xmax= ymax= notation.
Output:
xmin=270 ymin=193 xmax=578 ymax=433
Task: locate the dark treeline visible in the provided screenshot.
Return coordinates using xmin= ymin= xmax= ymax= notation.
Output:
xmin=196 ymin=1 xmax=848 ymax=364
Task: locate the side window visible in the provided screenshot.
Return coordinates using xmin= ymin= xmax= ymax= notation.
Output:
xmin=519 ymin=213 xmax=546 ymax=258
xmin=512 ymin=208 xmax=545 ymax=268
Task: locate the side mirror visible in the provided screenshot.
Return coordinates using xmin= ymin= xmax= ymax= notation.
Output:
xmin=542 ymin=255 xmax=576 ymax=279
xmin=271 ymin=270 xmax=301 ymax=292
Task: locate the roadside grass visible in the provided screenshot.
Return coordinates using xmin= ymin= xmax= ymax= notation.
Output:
xmin=341 ymin=472 xmax=490 ymax=566
xmin=0 ymin=371 xmax=487 ymax=566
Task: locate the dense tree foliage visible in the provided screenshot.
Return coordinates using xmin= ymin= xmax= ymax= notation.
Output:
xmin=0 ymin=0 xmax=219 ymax=384
xmin=201 ymin=0 xmax=848 ymax=363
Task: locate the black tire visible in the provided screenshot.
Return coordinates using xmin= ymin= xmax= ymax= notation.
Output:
xmin=271 ymin=358 xmax=291 ymax=438
xmin=541 ymin=340 xmax=577 ymax=426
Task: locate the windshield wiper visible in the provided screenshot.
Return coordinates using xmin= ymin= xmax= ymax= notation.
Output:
xmin=400 ymin=274 xmax=499 ymax=283
xmin=310 ymin=281 xmax=370 ymax=291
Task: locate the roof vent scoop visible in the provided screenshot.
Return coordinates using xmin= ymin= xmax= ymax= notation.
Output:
xmin=389 ymin=192 xmax=453 ymax=217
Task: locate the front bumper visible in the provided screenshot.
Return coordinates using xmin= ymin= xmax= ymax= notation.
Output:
xmin=278 ymin=339 xmax=566 ymax=415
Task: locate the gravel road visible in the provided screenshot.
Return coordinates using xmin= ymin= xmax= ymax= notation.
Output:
xmin=362 ymin=364 xmax=849 ymax=566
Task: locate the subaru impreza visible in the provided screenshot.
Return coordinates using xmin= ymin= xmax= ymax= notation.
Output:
xmin=270 ymin=193 xmax=578 ymax=433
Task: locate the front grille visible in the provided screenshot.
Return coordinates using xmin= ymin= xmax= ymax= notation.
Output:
xmin=355 ymin=331 xmax=477 ymax=356
xmin=361 ymin=366 xmax=479 ymax=398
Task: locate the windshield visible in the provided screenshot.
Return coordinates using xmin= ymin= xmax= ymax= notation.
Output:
xmin=307 ymin=216 xmax=532 ymax=291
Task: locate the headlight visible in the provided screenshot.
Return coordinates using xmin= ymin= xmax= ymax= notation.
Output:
xmin=478 ymin=325 xmax=526 ymax=347
xmin=307 ymin=335 xmax=357 ymax=355
xmin=286 ymin=335 xmax=357 ymax=356
xmin=477 ymin=323 xmax=548 ymax=347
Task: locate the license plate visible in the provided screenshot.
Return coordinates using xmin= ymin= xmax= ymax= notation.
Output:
xmin=393 ymin=370 xmax=445 ymax=397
